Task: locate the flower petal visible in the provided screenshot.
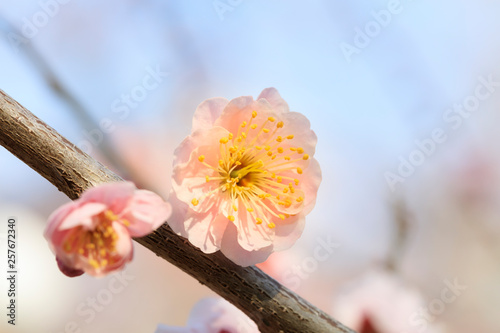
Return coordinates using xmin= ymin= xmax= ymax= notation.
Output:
xmin=44 ymin=200 xmax=80 ymax=241
xmin=57 ymin=202 xmax=107 ymax=231
xmin=172 ymin=127 xmax=230 ymax=185
xmin=215 ymin=98 xmax=277 ymax=137
xmin=280 ymin=111 xmax=318 ymax=155
xmin=192 ymin=97 xmax=229 ymax=133
xmin=166 ymin=191 xmax=190 ymax=239
xmin=80 ymin=181 xmax=136 ymax=214
xmin=300 ymin=158 xmax=322 ymax=215
xmin=187 ymin=298 xmax=259 ymax=333
xmin=184 ymin=208 xmax=228 ymax=253
xmin=220 ymin=223 xmax=273 ymax=266
xmin=258 ymin=87 xmax=289 ymax=114
xmin=122 ymin=190 xmax=172 ymax=237
xmin=273 ymin=214 xmax=306 ymax=251
xmin=228 ymin=200 xmax=274 ymax=251
xmin=56 ymin=257 xmax=84 ymax=277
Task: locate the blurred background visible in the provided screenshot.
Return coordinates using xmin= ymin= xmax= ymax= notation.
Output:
xmin=1 ymin=1 xmax=500 ymax=332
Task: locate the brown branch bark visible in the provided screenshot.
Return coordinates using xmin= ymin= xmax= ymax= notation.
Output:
xmin=0 ymin=89 xmax=355 ymax=333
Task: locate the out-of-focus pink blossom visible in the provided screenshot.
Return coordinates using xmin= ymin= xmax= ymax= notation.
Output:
xmin=155 ymin=297 xmax=259 ymax=333
xmin=44 ymin=182 xmax=171 ymax=277
xmin=169 ymin=88 xmax=321 ymax=266
xmin=331 ymin=270 xmax=445 ymax=333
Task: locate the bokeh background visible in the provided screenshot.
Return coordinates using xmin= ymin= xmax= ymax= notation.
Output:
xmin=2 ymin=1 xmax=500 ymax=332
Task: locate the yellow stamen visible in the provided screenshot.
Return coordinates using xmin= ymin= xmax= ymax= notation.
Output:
xmin=190 ymin=108 xmax=307 ymax=232
xmin=89 ymin=259 xmax=100 ymax=269
xmin=104 ymin=210 xmax=119 ymax=221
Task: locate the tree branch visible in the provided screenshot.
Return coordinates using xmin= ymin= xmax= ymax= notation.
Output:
xmin=0 ymin=89 xmax=354 ymax=333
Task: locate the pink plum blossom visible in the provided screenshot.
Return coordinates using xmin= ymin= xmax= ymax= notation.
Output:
xmin=168 ymin=88 xmax=321 ymax=266
xmin=331 ymin=269 xmax=445 ymax=333
xmin=44 ymin=182 xmax=172 ymax=277
xmin=155 ymin=297 xmax=259 ymax=333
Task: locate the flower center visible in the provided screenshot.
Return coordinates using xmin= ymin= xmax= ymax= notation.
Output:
xmin=62 ymin=210 xmax=130 ymax=269
xmin=193 ymin=111 xmax=308 ymax=229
